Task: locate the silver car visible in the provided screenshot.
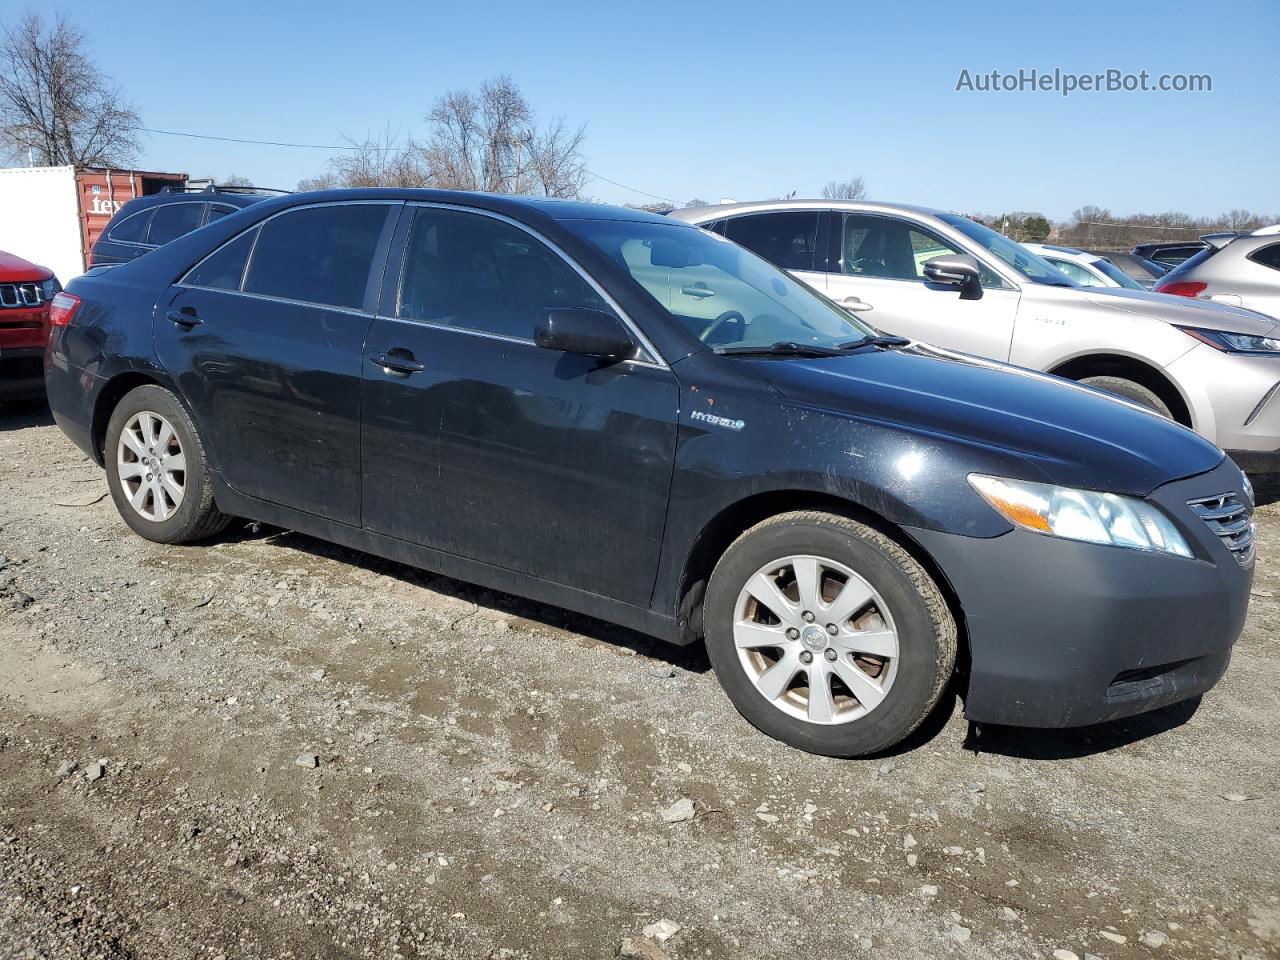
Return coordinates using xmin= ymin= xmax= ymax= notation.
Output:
xmin=1155 ymin=232 xmax=1280 ymax=321
xmin=669 ymin=200 xmax=1280 ymax=471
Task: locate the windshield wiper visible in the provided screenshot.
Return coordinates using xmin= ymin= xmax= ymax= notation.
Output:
xmin=835 ymin=334 xmax=911 ymax=350
xmin=714 ymin=341 xmax=848 ymax=358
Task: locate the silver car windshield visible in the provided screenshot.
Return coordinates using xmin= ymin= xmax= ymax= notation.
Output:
xmin=568 ymin=219 xmax=876 ymax=349
xmin=1091 ymin=257 xmax=1145 ymax=289
xmin=938 ymin=214 xmax=1078 ymax=287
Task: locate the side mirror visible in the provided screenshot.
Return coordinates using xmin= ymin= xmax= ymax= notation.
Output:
xmin=535 ymin=307 xmax=639 ymax=362
xmin=923 ymin=254 xmax=984 ymax=301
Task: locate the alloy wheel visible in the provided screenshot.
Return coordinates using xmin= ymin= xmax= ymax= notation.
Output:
xmin=117 ymin=411 xmax=186 ymax=522
xmin=733 ymin=554 xmax=899 ymax=725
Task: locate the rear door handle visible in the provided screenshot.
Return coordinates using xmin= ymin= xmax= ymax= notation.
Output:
xmin=369 ymin=351 xmax=425 ymax=375
xmin=681 ymin=286 xmax=716 ymax=299
xmin=167 ymin=307 xmax=202 ymax=328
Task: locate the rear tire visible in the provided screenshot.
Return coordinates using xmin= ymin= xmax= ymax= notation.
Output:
xmin=1079 ymin=375 xmax=1173 ymax=419
xmin=703 ymin=511 xmax=956 ymax=757
xmin=104 ymin=384 xmax=230 ymax=544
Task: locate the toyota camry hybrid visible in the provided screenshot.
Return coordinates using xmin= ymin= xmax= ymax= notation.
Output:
xmin=44 ymin=190 xmax=1253 ymax=757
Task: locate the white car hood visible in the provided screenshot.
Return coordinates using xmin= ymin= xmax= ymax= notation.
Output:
xmin=1079 ymin=287 xmax=1280 ymax=336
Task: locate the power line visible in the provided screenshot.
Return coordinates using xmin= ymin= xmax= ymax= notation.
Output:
xmin=140 ymin=126 xmax=677 ymax=204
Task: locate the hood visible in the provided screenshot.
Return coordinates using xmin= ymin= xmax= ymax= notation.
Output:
xmin=757 ymin=344 xmax=1224 ymax=496
xmin=1080 ymin=286 xmax=1279 ymax=336
xmin=0 ymin=249 xmax=52 ymax=281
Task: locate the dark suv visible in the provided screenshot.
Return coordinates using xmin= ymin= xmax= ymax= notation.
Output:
xmin=90 ymin=184 xmax=287 ymax=266
xmin=45 ymin=189 xmax=1253 ymax=757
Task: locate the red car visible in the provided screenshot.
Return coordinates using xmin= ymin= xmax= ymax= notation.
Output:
xmin=0 ymin=250 xmax=59 ymax=400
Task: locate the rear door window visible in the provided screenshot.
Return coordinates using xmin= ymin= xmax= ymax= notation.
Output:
xmin=244 ymin=204 xmax=394 ymax=310
xmin=726 ymin=212 xmax=820 ymax=272
xmin=206 ymin=204 xmax=238 ymax=224
xmin=147 ymin=203 xmax=207 ymax=245
xmin=183 ymin=228 xmax=259 ymax=291
xmin=107 ymin=209 xmax=152 ymax=244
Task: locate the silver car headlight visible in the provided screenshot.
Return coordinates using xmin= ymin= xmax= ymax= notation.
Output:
xmin=1179 ymin=326 xmax=1280 ymax=354
xmin=40 ymin=277 xmax=60 ymax=300
xmin=969 ymin=474 xmax=1193 ymax=558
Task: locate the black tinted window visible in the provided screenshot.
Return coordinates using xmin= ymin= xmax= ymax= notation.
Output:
xmin=244 ymin=204 xmax=392 ymax=310
xmin=1251 ymin=243 xmax=1280 ymax=271
xmin=183 ymin=228 xmax=258 ymax=291
xmin=206 ymin=204 xmax=237 ymax=224
xmin=147 ymin=203 xmax=206 ymax=245
xmin=108 ymin=209 xmax=152 ymax=244
xmin=398 ymin=208 xmax=612 ymax=340
xmin=726 ymin=212 xmax=820 ymax=271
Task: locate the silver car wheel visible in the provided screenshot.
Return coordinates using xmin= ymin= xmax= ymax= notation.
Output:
xmin=733 ymin=554 xmax=899 ymax=725
xmin=116 ymin=411 xmax=186 ymax=522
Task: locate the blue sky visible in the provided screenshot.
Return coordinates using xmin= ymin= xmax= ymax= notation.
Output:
xmin=22 ymin=0 xmax=1279 ymax=220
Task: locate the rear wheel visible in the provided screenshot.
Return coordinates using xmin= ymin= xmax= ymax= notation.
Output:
xmin=704 ymin=511 xmax=956 ymax=757
xmin=104 ymin=385 xmax=230 ymax=543
xmin=1079 ymin=375 xmax=1173 ymax=419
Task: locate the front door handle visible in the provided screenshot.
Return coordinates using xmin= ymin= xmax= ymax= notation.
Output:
xmin=167 ymin=307 xmax=202 ymax=327
xmin=840 ymin=296 xmax=874 ymax=312
xmin=681 ymin=285 xmax=716 ymax=299
xmin=369 ymin=351 xmax=425 ymax=375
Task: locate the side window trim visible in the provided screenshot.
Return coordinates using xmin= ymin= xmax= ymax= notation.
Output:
xmin=390 ymin=201 xmax=666 ymax=367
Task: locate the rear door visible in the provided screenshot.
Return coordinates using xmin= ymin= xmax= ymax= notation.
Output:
xmin=156 ymin=201 xmax=399 ymax=524
xmin=724 ymin=211 xmax=826 ymax=290
xmin=823 ymin=211 xmax=1021 ymax=360
xmin=361 ymin=204 xmax=679 ymax=606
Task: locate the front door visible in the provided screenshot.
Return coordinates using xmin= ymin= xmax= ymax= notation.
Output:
xmin=361 ymin=205 xmax=679 ymax=607
xmin=824 ymin=212 xmax=1021 ymax=361
xmin=155 ymin=201 xmax=398 ymax=525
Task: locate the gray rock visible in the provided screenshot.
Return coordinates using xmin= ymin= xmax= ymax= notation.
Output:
xmin=85 ymin=761 xmax=105 ymax=782
xmin=648 ymin=666 xmax=675 ymax=679
xmin=948 ymin=924 xmax=971 ymax=942
xmin=1141 ymin=931 xmax=1168 ymax=948
xmin=310 ymin=669 xmax=327 ymax=681
xmin=55 ymin=760 xmax=77 ymax=777
xmin=659 ymin=798 xmax=696 ymax=823
xmin=296 ymin=753 xmax=319 ymax=769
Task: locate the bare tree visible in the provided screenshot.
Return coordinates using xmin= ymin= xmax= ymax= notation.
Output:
xmin=297 ymin=129 xmax=428 ymax=191
xmin=0 ymin=12 xmax=141 ymax=167
xmin=421 ymin=75 xmax=587 ymax=197
xmin=821 ymin=177 xmax=867 ymax=200
xmin=221 ymin=174 xmax=253 ymax=187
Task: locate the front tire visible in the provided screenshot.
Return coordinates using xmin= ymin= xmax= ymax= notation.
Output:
xmin=104 ymin=384 xmax=230 ymax=544
xmin=1079 ymin=375 xmax=1173 ymax=419
xmin=704 ymin=511 xmax=956 ymax=757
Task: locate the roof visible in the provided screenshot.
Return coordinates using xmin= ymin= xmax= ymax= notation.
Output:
xmin=666 ymin=199 xmax=951 ymax=223
xmin=252 ymin=188 xmax=676 ymax=225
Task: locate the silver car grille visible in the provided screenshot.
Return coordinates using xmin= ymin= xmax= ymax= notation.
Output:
xmin=1187 ymin=492 xmax=1254 ymax=565
xmin=0 ymin=282 xmax=42 ymax=308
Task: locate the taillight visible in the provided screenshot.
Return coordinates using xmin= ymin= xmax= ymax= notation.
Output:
xmin=1157 ymin=281 xmax=1207 ymax=298
xmin=48 ymin=291 xmax=81 ymax=326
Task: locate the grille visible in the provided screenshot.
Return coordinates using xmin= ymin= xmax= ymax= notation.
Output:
xmin=1187 ymin=491 xmax=1254 ymax=565
xmin=0 ymin=282 xmax=42 ymax=308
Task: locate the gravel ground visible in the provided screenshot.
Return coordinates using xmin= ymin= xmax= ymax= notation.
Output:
xmin=1 ymin=398 xmax=1278 ymax=960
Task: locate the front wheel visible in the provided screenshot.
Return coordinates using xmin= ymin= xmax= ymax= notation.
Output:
xmin=1078 ymin=375 xmax=1173 ymax=420
xmin=704 ymin=511 xmax=956 ymax=757
xmin=104 ymin=384 xmax=230 ymax=544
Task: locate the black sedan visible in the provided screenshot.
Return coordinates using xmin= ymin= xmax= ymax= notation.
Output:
xmin=44 ymin=189 xmax=1252 ymax=757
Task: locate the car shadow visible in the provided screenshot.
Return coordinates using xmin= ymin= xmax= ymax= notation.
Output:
xmin=0 ymin=398 xmax=54 ymax=430
xmin=960 ymin=695 xmax=1202 ymax=760
xmin=211 ymin=522 xmax=712 ymax=674
xmin=1248 ymin=472 xmax=1280 ymax=507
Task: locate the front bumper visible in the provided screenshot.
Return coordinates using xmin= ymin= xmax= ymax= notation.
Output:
xmin=907 ymin=458 xmax=1252 ymax=728
xmin=0 ymin=346 xmax=47 ymax=400
xmin=1166 ymin=344 xmax=1280 ymax=463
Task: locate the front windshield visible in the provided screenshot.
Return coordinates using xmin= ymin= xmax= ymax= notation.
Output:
xmin=567 ymin=219 xmax=876 ymax=350
xmin=937 ymin=214 xmax=1078 ymax=286
xmin=1090 ymin=257 xmax=1144 ymax=290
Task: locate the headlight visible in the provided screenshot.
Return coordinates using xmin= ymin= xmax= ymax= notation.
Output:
xmin=1179 ymin=326 xmax=1280 ymax=354
xmin=40 ymin=277 xmax=60 ymax=300
xmin=968 ymin=474 xmax=1193 ymax=557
